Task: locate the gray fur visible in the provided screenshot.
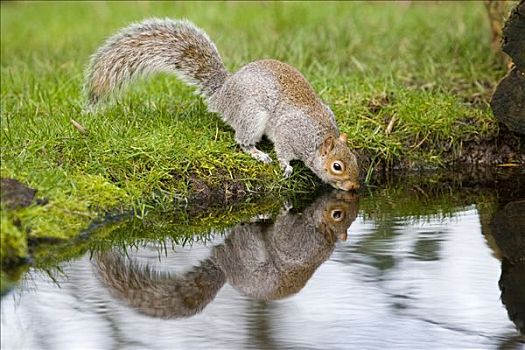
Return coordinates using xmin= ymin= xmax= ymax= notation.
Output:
xmin=208 ymin=60 xmax=344 ymax=180
xmin=96 ymin=252 xmax=225 ymax=319
xmin=84 ymin=18 xmax=229 ymax=106
xmin=84 ymin=18 xmax=360 ymax=189
xmin=94 ymin=191 xmax=358 ymax=317
xmin=213 ymin=191 xmax=358 ymax=300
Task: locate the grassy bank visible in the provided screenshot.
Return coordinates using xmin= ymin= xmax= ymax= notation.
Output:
xmin=4 ymin=166 xmax=523 ymax=295
xmin=0 ymin=1 xmax=513 ymax=263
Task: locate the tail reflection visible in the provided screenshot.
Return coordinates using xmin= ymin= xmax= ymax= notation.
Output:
xmin=95 ymin=191 xmax=359 ymax=319
xmin=96 ymin=254 xmax=225 ymax=319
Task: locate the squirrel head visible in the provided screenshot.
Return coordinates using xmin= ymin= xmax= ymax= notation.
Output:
xmin=317 ymin=133 xmax=360 ymax=191
xmin=318 ymin=191 xmax=359 ymax=241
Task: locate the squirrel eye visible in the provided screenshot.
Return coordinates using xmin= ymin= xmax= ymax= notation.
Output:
xmin=331 ymin=209 xmax=344 ymax=221
xmin=331 ymin=161 xmax=344 ymax=174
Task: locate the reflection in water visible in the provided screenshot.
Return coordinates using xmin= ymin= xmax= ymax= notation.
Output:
xmin=95 ymin=191 xmax=358 ymax=318
xmin=2 ymin=186 xmax=524 ymax=350
xmin=490 ymin=200 xmax=525 ymax=335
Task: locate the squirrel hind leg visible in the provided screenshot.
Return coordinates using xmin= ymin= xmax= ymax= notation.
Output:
xmin=282 ymin=164 xmax=293 ymax=178
xmin=240 ymin=145 xmax=272 ymax=164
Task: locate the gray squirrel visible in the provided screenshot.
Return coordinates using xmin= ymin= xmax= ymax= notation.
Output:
xmin=95 ymin=191 xmax=359 ymax=318
xmin=84 ymin=18 xmax=359 ymax=191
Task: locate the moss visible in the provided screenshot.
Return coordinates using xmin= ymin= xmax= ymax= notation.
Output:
xmin=72 ymin=174 xmax=130 ymax=209
xmin=28 ymin=216 xmax=127 ymax=269
xmin=0 ymin=173 xmax=131 ymax=263
xmin=1 ymin=210 xmax=28 ymax=263
xmin=0 ymin=266 xmax=29 ymax=295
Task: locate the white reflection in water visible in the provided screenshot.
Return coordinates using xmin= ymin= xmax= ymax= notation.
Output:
xmin=1 ymin=207 xmax=521 ymax=350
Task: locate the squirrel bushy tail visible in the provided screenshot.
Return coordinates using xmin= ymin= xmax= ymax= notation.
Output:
xmin=84 ymin=18 xmax=229 ymax=108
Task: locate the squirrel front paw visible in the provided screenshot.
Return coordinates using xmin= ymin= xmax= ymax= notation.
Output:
xmin=254 ymin=151 xmax=272 ymax=164
xmin=241 ymin=145 xmax=272 ymax=164
xmin=283 ymin=164 xmax=293 ymax=178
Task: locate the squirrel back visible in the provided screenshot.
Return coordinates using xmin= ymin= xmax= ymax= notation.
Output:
xmin=85 ymin=18 xmax=229 ymax=107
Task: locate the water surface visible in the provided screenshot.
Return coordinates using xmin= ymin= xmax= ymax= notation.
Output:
xmin=2 ymin=181 xmax=524 ymax=350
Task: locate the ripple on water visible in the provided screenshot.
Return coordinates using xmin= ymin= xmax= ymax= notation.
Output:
xmin=1 ymin=196 xmax=523 ymax=350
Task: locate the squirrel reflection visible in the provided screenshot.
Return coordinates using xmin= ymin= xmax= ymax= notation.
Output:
xmin=95 ymin=191 xmax=358 ymax=319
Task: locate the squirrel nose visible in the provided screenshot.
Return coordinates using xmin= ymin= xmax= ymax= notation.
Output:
xmin=340 ymin=181 xmax=359 ymax=191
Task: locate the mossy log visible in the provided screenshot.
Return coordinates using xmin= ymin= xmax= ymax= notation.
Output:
xmin=484 ymin=0 xmax=512 ymax=68
xmin=0 ymin=178 xmax=37 ymax=210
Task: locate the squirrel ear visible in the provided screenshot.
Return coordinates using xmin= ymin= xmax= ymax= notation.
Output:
xmin=339 ymin=133 xmax=348 ymax=143
xmin=321 ymin=136 xmax=335 ymax=156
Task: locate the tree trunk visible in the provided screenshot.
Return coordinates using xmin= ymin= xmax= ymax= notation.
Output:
xmin=484 ymin=0 xmax=512 ymax=69
xmin=502 ymin=0 xmax=525 ymax=71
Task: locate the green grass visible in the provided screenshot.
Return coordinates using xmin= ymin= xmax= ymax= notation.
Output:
xmin=0 ymin=1 xmax=505 ymax=263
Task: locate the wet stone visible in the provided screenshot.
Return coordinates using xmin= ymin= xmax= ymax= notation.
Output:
xmin=491 ymin=67 xmax=525 ymax=135
xmin=491 ymin=200 xmax=525 ymax=263
xmin=499 ymin=259 xmax=525 ymax=335
xmin=0 ymin=178 xmax=38 ymax=210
